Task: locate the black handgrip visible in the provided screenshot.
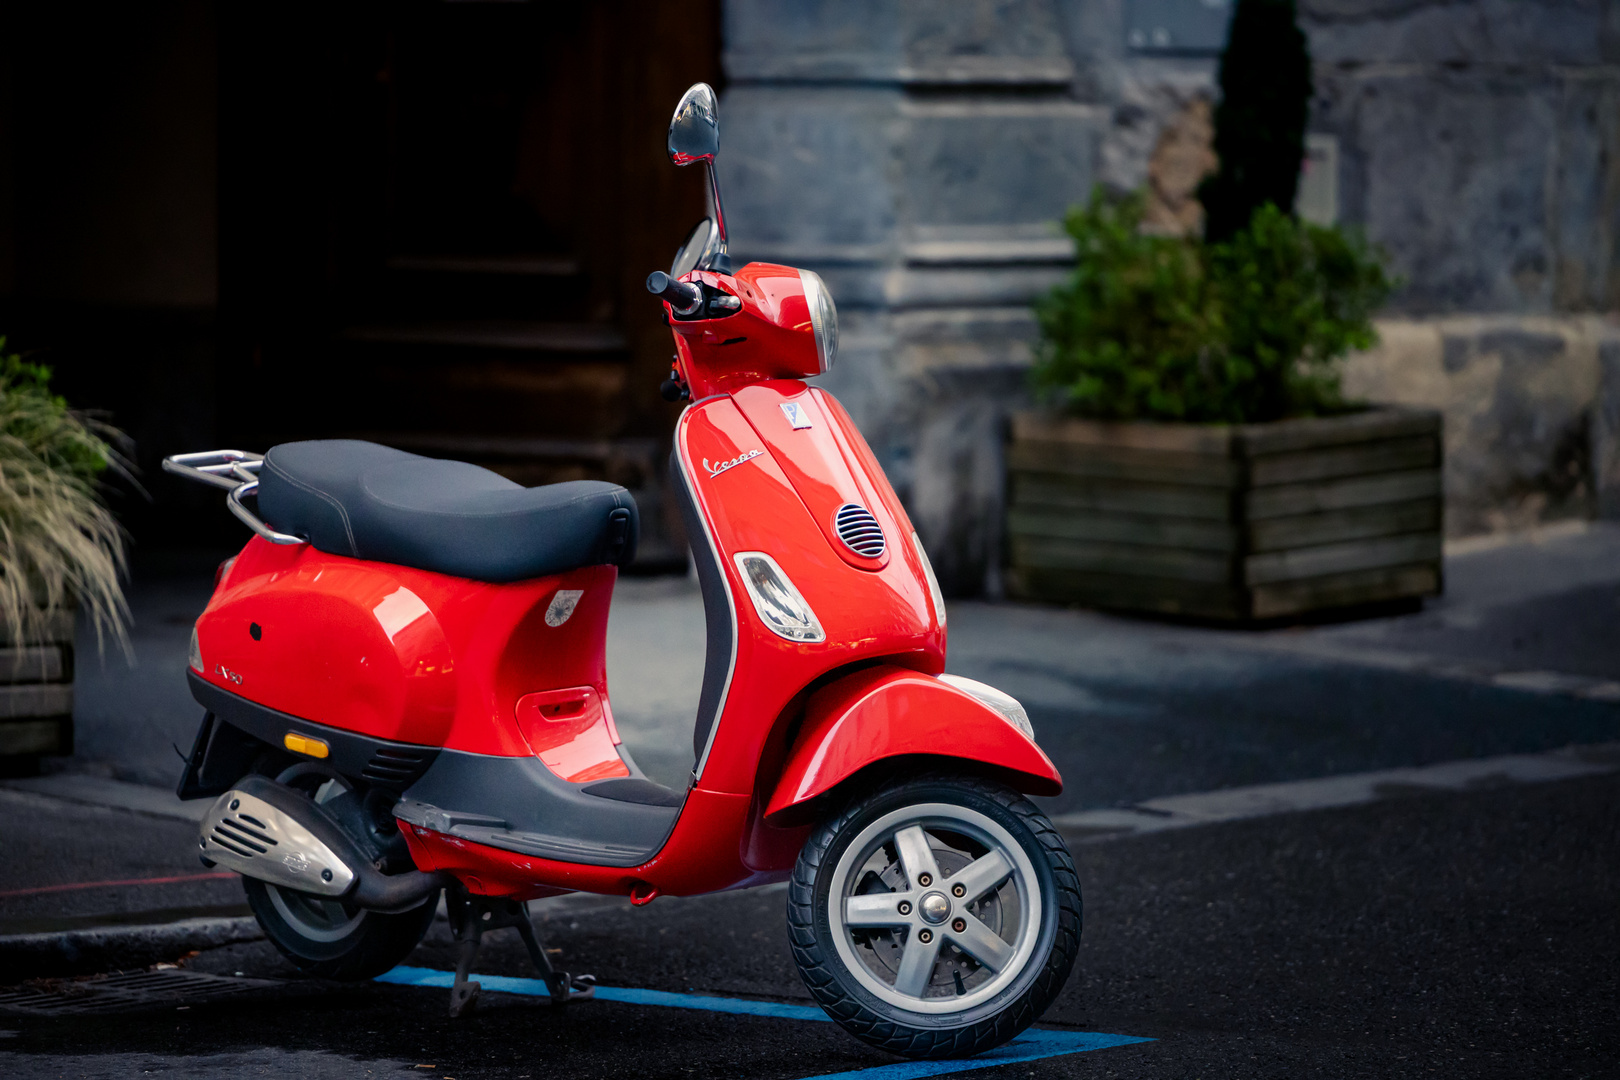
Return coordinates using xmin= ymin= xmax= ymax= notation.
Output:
xmin=646 ymin=271 xmax=703 ymax=313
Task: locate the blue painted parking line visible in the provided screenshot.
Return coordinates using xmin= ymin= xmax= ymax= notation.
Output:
xmin=805 ymin=1029 xmax=1153 ymax=1079
xmin=379 ymin=965 xmax=829 ymax=1021
xmin=377 ymin=965 xmax=1152 ymax=1076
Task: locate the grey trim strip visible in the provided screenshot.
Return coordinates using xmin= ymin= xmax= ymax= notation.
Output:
xmin=674 ymin=420 xmax=739 ymax=782
xmin=188 ymin=671 xmax=440 ymax=792
xmin=400 ymin=748 xmax=680 ymax=867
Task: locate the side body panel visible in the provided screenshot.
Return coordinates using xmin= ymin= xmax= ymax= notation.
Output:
xmin=676 ymin=381 xmax=946 ymax=793
xmin=764 ymin=665 xmax=1063 ymax=822
xmin=194 ymin=540 xmax=621 ymax=762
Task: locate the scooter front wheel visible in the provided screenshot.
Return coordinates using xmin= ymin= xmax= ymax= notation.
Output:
xmin=787 ymin=774 xmax=1081 ymax=1059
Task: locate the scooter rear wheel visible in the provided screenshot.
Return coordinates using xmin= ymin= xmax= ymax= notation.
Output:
xmin=787 ymin=774 xmax=1081 ymax=1059
xmin=241 ymin=769 xmax=438 ymax=981
xmin=245 ymin=877 xmax=438 ymax=981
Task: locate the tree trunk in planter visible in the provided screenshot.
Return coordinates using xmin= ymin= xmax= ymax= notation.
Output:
xmin=0 ymin=608 xmax=76 ymax=757
xmin=1005 ymin=409 xmax=1443 ymax=621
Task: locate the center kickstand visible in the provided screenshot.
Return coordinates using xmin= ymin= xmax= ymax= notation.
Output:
xmin=444 ymin=888 xmax=596 ymax=1017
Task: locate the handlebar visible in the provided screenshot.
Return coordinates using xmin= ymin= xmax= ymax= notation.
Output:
xmin=646 ymin=271 xmax=703 ymax=314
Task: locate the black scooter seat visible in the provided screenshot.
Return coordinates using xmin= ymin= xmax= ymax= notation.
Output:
xmin=258 ymin=440 xmax=639 ymax=582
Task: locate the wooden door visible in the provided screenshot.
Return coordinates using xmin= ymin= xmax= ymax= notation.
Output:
xmin=218 ymin=1 xmax=721 ymax=567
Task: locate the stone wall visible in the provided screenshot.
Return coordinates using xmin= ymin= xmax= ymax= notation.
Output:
xmin=1345 ymin=315 xmax=1620 ymax=535
xmin=719 ymin=0 xmax=1620 ymax=594
xmin=1304 ymin=0 xmax=1620 ymax=314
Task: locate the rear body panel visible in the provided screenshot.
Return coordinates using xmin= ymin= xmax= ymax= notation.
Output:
xmin=194 ymin=545 xmax=618 ymax=759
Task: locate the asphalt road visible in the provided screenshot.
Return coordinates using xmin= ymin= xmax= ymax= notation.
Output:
xmin=2 ymin=773 xmax=1614 ymax=1079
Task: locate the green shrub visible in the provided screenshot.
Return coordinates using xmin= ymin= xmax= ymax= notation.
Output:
xmin=0 ymin=339 xmax=130 ymax=654
xmin=1031 ymin=190 xmax=1222 ymax=422
xmin=1032 ymin=189 xmax=1393 ymax=425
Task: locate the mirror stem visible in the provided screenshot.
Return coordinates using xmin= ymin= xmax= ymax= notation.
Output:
xmin=705 ymin=162 xmax=728 ymax=258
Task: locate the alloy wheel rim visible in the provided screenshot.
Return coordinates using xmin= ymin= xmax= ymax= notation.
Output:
xmin=826 ymin=802 xmax=1043 ymax=1015
xmin=266 ymin=882 xmax=365 ymax=943
xmin=264 ymin=772 xmax=365 ymax=944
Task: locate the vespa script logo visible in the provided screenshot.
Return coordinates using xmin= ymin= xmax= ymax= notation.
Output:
xmin=703 ymin=449 xmax=763 ymax=479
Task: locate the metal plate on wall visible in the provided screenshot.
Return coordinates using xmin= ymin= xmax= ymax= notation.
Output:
xmin=1126 ymin=0 xmax=1234 ymax=54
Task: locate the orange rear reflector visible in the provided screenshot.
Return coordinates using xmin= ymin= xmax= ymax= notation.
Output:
xmin=284 ymin=733 xmax=329 ymax=759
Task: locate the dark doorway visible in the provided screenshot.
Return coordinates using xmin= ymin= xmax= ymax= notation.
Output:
xmin=218 ymin=1 xmax=721 ymax=567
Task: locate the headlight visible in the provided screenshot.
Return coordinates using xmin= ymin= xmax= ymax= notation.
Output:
xmin=799 ymin=269 xmax=838 ymax=373
xmin=939 ymin=674 xmax=1033 ymax=740
xmin=911 ymin=531 xmax=946 ymax=629
xmin=734 ymin=552 xmax=825 ymax=642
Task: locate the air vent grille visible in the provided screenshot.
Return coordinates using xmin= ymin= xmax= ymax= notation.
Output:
xmin=211 ymin=814 xmax=275 ymax=859
xmin=834 ymin=503 xmax=886 ymax=558
xmin=362 ymin=746 xmax=435 ymax=790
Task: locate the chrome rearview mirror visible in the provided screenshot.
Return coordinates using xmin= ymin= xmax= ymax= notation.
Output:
xmin=668 ymin=83 xmax=718 ymax=166
xmin=668 ymin=83 xmax=729 ymax=268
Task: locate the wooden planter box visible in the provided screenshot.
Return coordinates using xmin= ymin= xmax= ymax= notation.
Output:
xmin=1005 ymin=408 xmax=1443 ymax=621
xmin=0 ymin=608 xmax=75 ymax=758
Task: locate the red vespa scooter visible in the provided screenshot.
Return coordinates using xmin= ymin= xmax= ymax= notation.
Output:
xmin=165 ymin=83 xmax=1079 ymax=1059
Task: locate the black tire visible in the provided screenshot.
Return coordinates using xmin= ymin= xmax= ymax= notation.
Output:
xmin=787 ymin=774 xmax=1081 ymax=1059
xmin=244 ymin=875 xmax=438 ymax=981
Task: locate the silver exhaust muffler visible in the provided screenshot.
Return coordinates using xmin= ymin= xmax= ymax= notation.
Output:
xmin=201 ymin=786 xmax=356 ymax=896
xmin=199 ymin=774 xmax=445 ymax=912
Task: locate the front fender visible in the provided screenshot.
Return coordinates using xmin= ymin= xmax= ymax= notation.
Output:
xmin=763 ymin=665 xmax=1061 ymax=823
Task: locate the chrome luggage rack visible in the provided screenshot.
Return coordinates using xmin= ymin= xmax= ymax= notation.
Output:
xmin=162 ymin=450 xmax=306 ymax=546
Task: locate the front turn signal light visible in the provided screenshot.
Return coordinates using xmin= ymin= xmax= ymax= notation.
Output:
xmin=188 ymin=627 xmax=204 ymax=674
xmin=734 ymin=552 xmax=825 ymax=643
xmin=939 ymin=674 xmax=1034 ymax=740
xmin=911 ymin=530 xmax=947 ymax=629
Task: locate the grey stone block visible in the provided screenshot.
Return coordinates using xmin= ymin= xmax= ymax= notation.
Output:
xmin=1476 ymin=328 xmax=1568 ymax=365
xmin=1441 ymin=334 xmax=1472 ymax=373
xmin=724 ymin=0 xmax=903 ymax=81
xmin=1597 ymin=337 xmax=1620 ymax=519
xmin=902 ymin=100 xmax=1103 ymax=227
xmin=904 ymin=367 xmax=1031 ymax=597
xmin=724 ymin=0 xmax=1075 ymax=84
xmin=904 ymin=0 xmax=1074 ymax=83
xmin=894 ymin=307 xmax=1041 ymax=374
xmin=1301 ymin=0 xmax=1617 ymax=66
xmin=721 ymin=86 xmax=903 ymax=254
xmin=1551 ymin=75 xmax=1620 ymax=312
xmin=890 ymin=266 xmax=1071 ymax=308
xmin=1323 ymin=69 xmax=1561 ymax=312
